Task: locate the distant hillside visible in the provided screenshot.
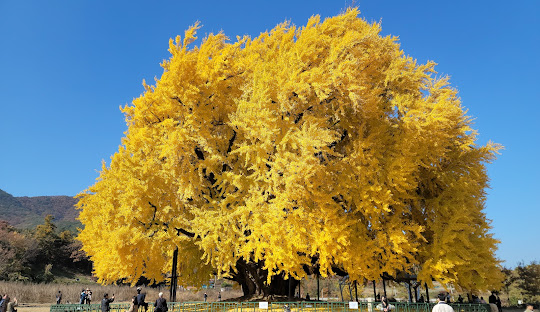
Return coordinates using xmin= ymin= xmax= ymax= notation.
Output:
xmin=0 ymin=189 xmax=81 ymax=230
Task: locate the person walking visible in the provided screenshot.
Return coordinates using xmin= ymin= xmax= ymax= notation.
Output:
xmin=154 ymin=293 xmax=168 ymax=312
xmin=432 ymin=293 xmax=455 ymax=312
xmin=101 ymin=293 xmax=115 ymax=312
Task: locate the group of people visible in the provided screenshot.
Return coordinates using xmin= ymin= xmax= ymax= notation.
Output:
xmin=432 ymin=292 xmax=537 ymax=312
xmin=0 ymin=295 xmax=17 ymax=312
xmin=488 ymin=292 xmax=503 ymax=312
xmin=79 ymin=288 xmax=93 ymax=304
xmin=99 ymin=287 xmax=168 ymax=312
xmin=122 ymin=288 xmax=167 ymax=312
xmin=203 ymin=292 xmax=221 ymax=302
xmin=377 ymin=291 xmax=526 ymax=312
xmin=51 ymin=286 xmax=169 ymax=312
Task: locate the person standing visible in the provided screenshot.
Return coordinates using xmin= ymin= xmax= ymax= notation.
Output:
xmin=131 ymin=294 xmax=139 ymax=312
xmin=0 ymin=295 xmax=7 ymax=312
xmin=101 ymin=293 xmax=115 ymax=312
xmin=381 ymin=296 xmax=390 ymax=312
xmin=432 ymin=293 xmax=455 ymax=312
xmin=136 ymin=288 xmax=147 ymax=312
xmin=79 ymin=289 xmax=87 ymax=304
xmin=204 ymin=293 xmax=207 ymax=302
xmin=489 ymin=293 xmax=497 ymax=305
xmin=86 ymin=289 xmax=92 ymax=305
xmin=154 ymin=293 xmax=168 ymax=312
xmin=0 ymin=295 xmax=9 ymax=312
xmin=6 ymin=297 xmax=17 ymax=312
xmin=56 ymin=291 xmax=62 ymax=305
xmin=128 ymin=297 xmax=138 ymax=312
xmin=524 ymin=305 xmax=534 ymax=312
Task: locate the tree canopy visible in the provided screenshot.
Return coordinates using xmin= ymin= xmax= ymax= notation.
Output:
xmin=77 ymin=8 xmax=502 ymax=296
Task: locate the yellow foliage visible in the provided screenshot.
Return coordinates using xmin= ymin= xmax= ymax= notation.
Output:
xmin=77 ymin=8 xmax=502 ymax=291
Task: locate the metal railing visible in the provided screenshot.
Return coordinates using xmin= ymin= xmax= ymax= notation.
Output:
xmin=51 ymin=301 xmax=491 ymax=312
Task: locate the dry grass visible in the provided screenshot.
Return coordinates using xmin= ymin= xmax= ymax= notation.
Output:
xmin=17 ymin=303 xmax=51 ymax=312
xmin=0 ymin=281 xmax=242 ymax=305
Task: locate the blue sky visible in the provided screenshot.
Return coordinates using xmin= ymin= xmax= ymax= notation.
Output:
xmin=0 ymin=1 xmax=538 ymax=268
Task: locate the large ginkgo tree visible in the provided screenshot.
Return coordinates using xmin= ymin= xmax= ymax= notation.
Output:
xmin=77 ymin=8 xmax=502 ymax=297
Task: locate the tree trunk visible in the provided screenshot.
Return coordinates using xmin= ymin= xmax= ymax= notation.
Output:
xmin=229 ymin=259 xmax=300 ymax=298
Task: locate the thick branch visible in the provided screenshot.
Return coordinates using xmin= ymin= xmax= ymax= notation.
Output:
xmin=175 ymin=227 xmax=196 ymax=238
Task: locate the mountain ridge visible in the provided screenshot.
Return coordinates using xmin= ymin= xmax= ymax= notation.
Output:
xmin=0 ymin=189 xmax=80 ymax=230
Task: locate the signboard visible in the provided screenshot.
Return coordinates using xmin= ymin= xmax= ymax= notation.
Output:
xmin=259 ymin=302 xmax=269 ymax=309
xmin=349 ymin=302 xmax=359 ymax=309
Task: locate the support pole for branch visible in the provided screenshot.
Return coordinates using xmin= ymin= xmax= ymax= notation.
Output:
xmin=170 ymin=247 xmax=178 ymax=302
xmin=354 ymin=281 xmax=358 ymax=302
xmin=288 ymin=277 xmax=292 ymax=298
xmin=382 ymin=278 xmax=387 ymax=298
xmin=373 ymin=280 xmax=377 ymax=300
xmin=317 ymin=274 xmax=320 ymax=301
xmin=406 ymin=281 xmax=412 ymax=303
xmin=425 ymin=283 xmax=429 ymax=303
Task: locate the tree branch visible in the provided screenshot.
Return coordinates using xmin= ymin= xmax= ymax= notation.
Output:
xmin=175 ymin=227 xmax=196 ymax=238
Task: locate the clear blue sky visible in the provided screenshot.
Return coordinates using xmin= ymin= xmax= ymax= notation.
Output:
xmin=1 ymin=1 xmax=538 ymax=268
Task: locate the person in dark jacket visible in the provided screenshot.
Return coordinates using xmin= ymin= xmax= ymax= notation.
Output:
xmin=136 ymin=288 xmax=147 ymax=312
xmin=154 ymin=293 xmax=167 ymax=312
xmin=101 ymin=293 xmax=115 ymax=312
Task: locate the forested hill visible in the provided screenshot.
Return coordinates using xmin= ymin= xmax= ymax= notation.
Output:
xmin=0 ymin=189 xmax=80 ymax=230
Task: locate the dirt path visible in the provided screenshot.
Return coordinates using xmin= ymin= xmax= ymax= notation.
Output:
xmin=17 ymin=303 xmax=51 ymax=312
